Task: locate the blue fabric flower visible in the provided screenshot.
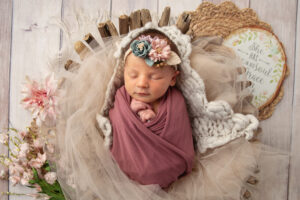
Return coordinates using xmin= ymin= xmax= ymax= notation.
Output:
xmin=130 ymin=40 xmax=151 ymax=59
xmin=145 ymin=58 xmax=154 ymax=66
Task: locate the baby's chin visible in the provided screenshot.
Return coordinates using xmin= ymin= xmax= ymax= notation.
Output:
xmin=132 ymin=96 xmax=154 ymax=103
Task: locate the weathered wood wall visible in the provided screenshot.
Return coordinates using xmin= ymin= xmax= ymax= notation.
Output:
xmin=0 ymin=0 xmax=298 ymax=199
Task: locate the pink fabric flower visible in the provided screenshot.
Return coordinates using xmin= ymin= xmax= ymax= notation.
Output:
xmin=138 ymin=35 xmax=158 ymax=43
xmin=149 ymin=38 xmax=171 ymax=62
xmin=22 ymin=74 xmax=58 ymax=124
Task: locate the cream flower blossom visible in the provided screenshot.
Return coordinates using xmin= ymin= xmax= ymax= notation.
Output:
xmin=44 ymin=172 xmax=57 ymax=185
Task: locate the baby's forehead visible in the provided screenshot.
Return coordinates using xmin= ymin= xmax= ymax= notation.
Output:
xmin=125 ymin=53 xmax=171 ymax=72
xmin=126 ymin=63 xmax=169 ymax=74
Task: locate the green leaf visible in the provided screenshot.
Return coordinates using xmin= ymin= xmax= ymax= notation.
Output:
xmin=43 ymin=161 xmax=51 ymax=172
xmin=273 ymin=70 xmax=277 ymax=73
xmin=8 ymin=128 xmax=18 ymax=132
xmin=270 ymin=80 xmax=274 ymax=83
xmin=254 ymin=32 xmax=258 ymax=39
xmin=28 ymin=166 xmax=66 ymax=200
xmin=268 ymin=54 xmax=272 ymax=57
xmin=27 ymin=180 xmax=35 ymax=188
xmin=29 ymin=179 xmax=36 ymax=185
xmin=32 ymin=168 xmax=39 ymax=180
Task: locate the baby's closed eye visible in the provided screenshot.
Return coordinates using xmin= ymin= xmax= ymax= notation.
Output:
xmin=150 ymin=74 xmax=163 ymax=80
xmin=128 ymin=72 xmax=138 ymax=78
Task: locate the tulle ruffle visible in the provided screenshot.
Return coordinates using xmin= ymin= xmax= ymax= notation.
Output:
xmin=53 ymin=36 xmax=288 ymax=200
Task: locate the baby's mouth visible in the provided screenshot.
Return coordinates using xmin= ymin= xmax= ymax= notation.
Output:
xmin=136 ymin=92 xmax=150 ymax=96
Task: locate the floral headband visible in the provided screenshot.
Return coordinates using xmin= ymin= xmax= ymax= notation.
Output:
xmin=124 ymin=35 xmax=181 ymax=69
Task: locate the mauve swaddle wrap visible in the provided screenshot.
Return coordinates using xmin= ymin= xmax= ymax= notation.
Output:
xmin=109 ymin=86 xmax=195 ymax=188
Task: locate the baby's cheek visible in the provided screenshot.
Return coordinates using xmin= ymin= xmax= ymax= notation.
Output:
xmin=152 ymin=81 xmax=169 ymax=95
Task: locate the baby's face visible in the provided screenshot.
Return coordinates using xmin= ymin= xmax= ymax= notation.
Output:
xmin=124 ymin=53 xmax=179 ymax=104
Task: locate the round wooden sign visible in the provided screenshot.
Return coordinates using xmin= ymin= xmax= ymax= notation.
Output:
xmin=223 ymin=27 xmax=287 ymax=110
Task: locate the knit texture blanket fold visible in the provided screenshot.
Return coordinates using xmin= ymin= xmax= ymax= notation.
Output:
xmin=109 ymin=86 xmax=195 ymax=188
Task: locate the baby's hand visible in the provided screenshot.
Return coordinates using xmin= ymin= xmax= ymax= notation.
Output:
xmin=130 ymin=99 xmax=156 ymax=123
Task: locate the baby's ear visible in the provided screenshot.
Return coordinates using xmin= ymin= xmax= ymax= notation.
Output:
xmin=170 ymin=70 xmax=180 ymax=86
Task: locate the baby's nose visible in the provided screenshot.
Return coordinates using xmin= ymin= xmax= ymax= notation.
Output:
xmin=137 ymin=76 xmax=149 ymax=88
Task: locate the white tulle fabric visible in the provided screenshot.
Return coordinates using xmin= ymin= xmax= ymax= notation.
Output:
xmin=54 ymin=31 xmax=289 ymax=200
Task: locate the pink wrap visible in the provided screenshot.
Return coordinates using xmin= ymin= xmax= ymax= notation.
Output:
xmin=109 ymin=86 xmax=195 ymax=188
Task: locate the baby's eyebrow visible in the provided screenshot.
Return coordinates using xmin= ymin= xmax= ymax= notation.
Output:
xmin=148 ymin=71 xmax=163 ymax=75
xmin=127 ymin=68 xmax=138 ymax=73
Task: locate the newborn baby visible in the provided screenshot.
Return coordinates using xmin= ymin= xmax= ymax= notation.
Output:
xmin=109 ymin=32 xmax=195 ymax=188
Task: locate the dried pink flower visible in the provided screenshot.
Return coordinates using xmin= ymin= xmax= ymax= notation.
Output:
xmin=18 ymin=131 xmax=28 ymax=139
xmin=26 ymin=193 xmax=50 ymax=199
xmin=0 ymin=133 xmax=9 ymax=144
xmin=0 ymin=169 xmax=8 ymax=180
xmin=28 ymin=153 xmax=46 ymax=169
xmin=20 ymin=170 xmax=33 ymax=185
xmin=34 ymin=183 xmax=42 ymax=192
xmin=18 ymin=143 xmax=30 ymax=160
xmin=33 ymin=139 xmax=44 ymax=150
xmin=10 ymin=175 xmax=21 ymax=186
xmin=9 ymin=163 xmax=24 ymax=176
xmin=22 ymin=74 xmax=58 ymax=124
xmin=149 ymin=38 xmax=171 ymax=62
xmin=4 ymin=158 xmax=11 ymax=167
xmin=46 ymin=143 xmax=55 ymax=154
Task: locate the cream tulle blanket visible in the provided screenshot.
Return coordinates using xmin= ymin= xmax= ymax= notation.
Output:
xmin=54 ymin=35 xmax=288 ymax=200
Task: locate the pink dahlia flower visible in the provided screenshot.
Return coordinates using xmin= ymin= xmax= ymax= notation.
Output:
xmin=149 ymin=38 xmax=171 ymax=62
xmin=21 ymin=74 xmax=58 ymax=124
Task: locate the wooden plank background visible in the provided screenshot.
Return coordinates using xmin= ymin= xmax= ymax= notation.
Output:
xmin=0 ymin=0 xmax=298 ymax=199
